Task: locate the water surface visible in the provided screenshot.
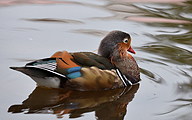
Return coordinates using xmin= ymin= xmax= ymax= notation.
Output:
xmin=0 ymin=0 xmax=192 ymax=120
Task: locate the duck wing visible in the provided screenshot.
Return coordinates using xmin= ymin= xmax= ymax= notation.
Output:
xmin=71 ymin=52 xmax=114 ymax=70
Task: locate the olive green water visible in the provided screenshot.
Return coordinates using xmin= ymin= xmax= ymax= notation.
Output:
xmin=0 ymin=0 xmax=192 ymax=120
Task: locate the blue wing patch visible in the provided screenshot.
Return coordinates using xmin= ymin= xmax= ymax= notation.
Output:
xmin=67 ymin=67 xmax=82 ymax=79
xmin=67 ymin=67 xmax=82 ymax=73
xmin=67 ymin=72 xmax=81 ymax=79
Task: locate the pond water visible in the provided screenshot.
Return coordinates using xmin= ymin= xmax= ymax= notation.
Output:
xmin=0 ymin=0 xmax=192 ymax=120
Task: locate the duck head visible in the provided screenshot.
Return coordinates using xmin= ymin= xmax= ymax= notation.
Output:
xmin=98 ymin=30 xmax=135 ymax=58
xmin=98 ymin=30 xmax=140 ymax=84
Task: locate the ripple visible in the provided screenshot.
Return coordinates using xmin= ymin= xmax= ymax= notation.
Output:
xmin=180 ymin=12 xmax=192 ymax=19
xmin=72 ymin=29 xmax=108 ymax=37
xmin=140 ymin=68 xmax=166 ymax=84
xmin=140 ymin=44 xmax=192 ymax=65
xmin=0 ymin=0 xmax=79 ymax=7
xmin=155 ymin=31 xmax=192 ymax=45
xmin=127 ymin=16 xmax=192 ymax=23
xmin=125 ymin=2 xmax=192 ymax=26
xmin=157 ymin=91 xmax=192 ymax=119
xmin=13 ymin=27 xmax=41 ymax=31
xmin=23 ymin=18 xmax=84 ymax=24
xmin=176 ymin=78 xmax=192 ymax=94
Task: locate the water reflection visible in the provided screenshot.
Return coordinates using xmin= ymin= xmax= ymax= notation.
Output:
xmin=140 ymin=44 xmax=192 ymax=65
xmin=157 ymin=80 xmax=192 ymax=119
xmin=140 ymin=68 xmax=165 ymax=84
xmin=146 ymin=28 xmax=192 ymax=45
xmin=8 ymin=84 xmax=139 ymax=119
xmin=0 ymin=0 xmax=78 ymax=6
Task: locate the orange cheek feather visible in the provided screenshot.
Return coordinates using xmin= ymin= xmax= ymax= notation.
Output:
xmin=118 ymin=43 xmax=129 ymax=59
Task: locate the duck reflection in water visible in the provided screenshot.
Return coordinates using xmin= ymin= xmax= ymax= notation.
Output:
xmin=8 ymin=84 xmax=139 ymax=119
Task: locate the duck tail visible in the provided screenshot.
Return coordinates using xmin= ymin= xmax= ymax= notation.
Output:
xmin=10 ymin=67 xmax=30 ymax=75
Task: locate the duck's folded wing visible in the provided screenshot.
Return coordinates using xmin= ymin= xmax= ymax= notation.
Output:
xmin=24 ymin=58 xmax=66 ymax=78
xmin=71 ymin=52 xmax=114 ymax=70
xmin=51 ymin=51 xmax=114 ymax=70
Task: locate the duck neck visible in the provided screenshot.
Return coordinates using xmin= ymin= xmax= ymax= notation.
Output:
xmin=110 ymin=45 xmax=140 ymax=84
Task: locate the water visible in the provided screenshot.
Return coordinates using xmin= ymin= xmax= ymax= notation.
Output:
xmin=0 ymin=0 xmax=192 ymax=120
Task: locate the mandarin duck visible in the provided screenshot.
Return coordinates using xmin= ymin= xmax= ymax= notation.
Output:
xmin=10 ymin=30 xmax=140 ymax=91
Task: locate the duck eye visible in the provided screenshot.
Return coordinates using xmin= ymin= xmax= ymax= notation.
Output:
xmin=123 ymin=38 xmax=129 ymax=44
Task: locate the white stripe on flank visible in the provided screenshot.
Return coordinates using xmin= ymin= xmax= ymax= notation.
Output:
xmin=123 ymin=75 xmax=132 ymax=86
xmin=116 ymin=69 xmax=128 ymax=87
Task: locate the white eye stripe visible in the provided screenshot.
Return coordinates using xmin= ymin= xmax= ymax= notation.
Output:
xmin=123 ymin=38 xmax=129 ymax=43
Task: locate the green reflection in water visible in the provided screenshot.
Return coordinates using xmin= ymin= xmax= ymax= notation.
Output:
xmin=140 ymin=44 xmax=192 ymax=65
